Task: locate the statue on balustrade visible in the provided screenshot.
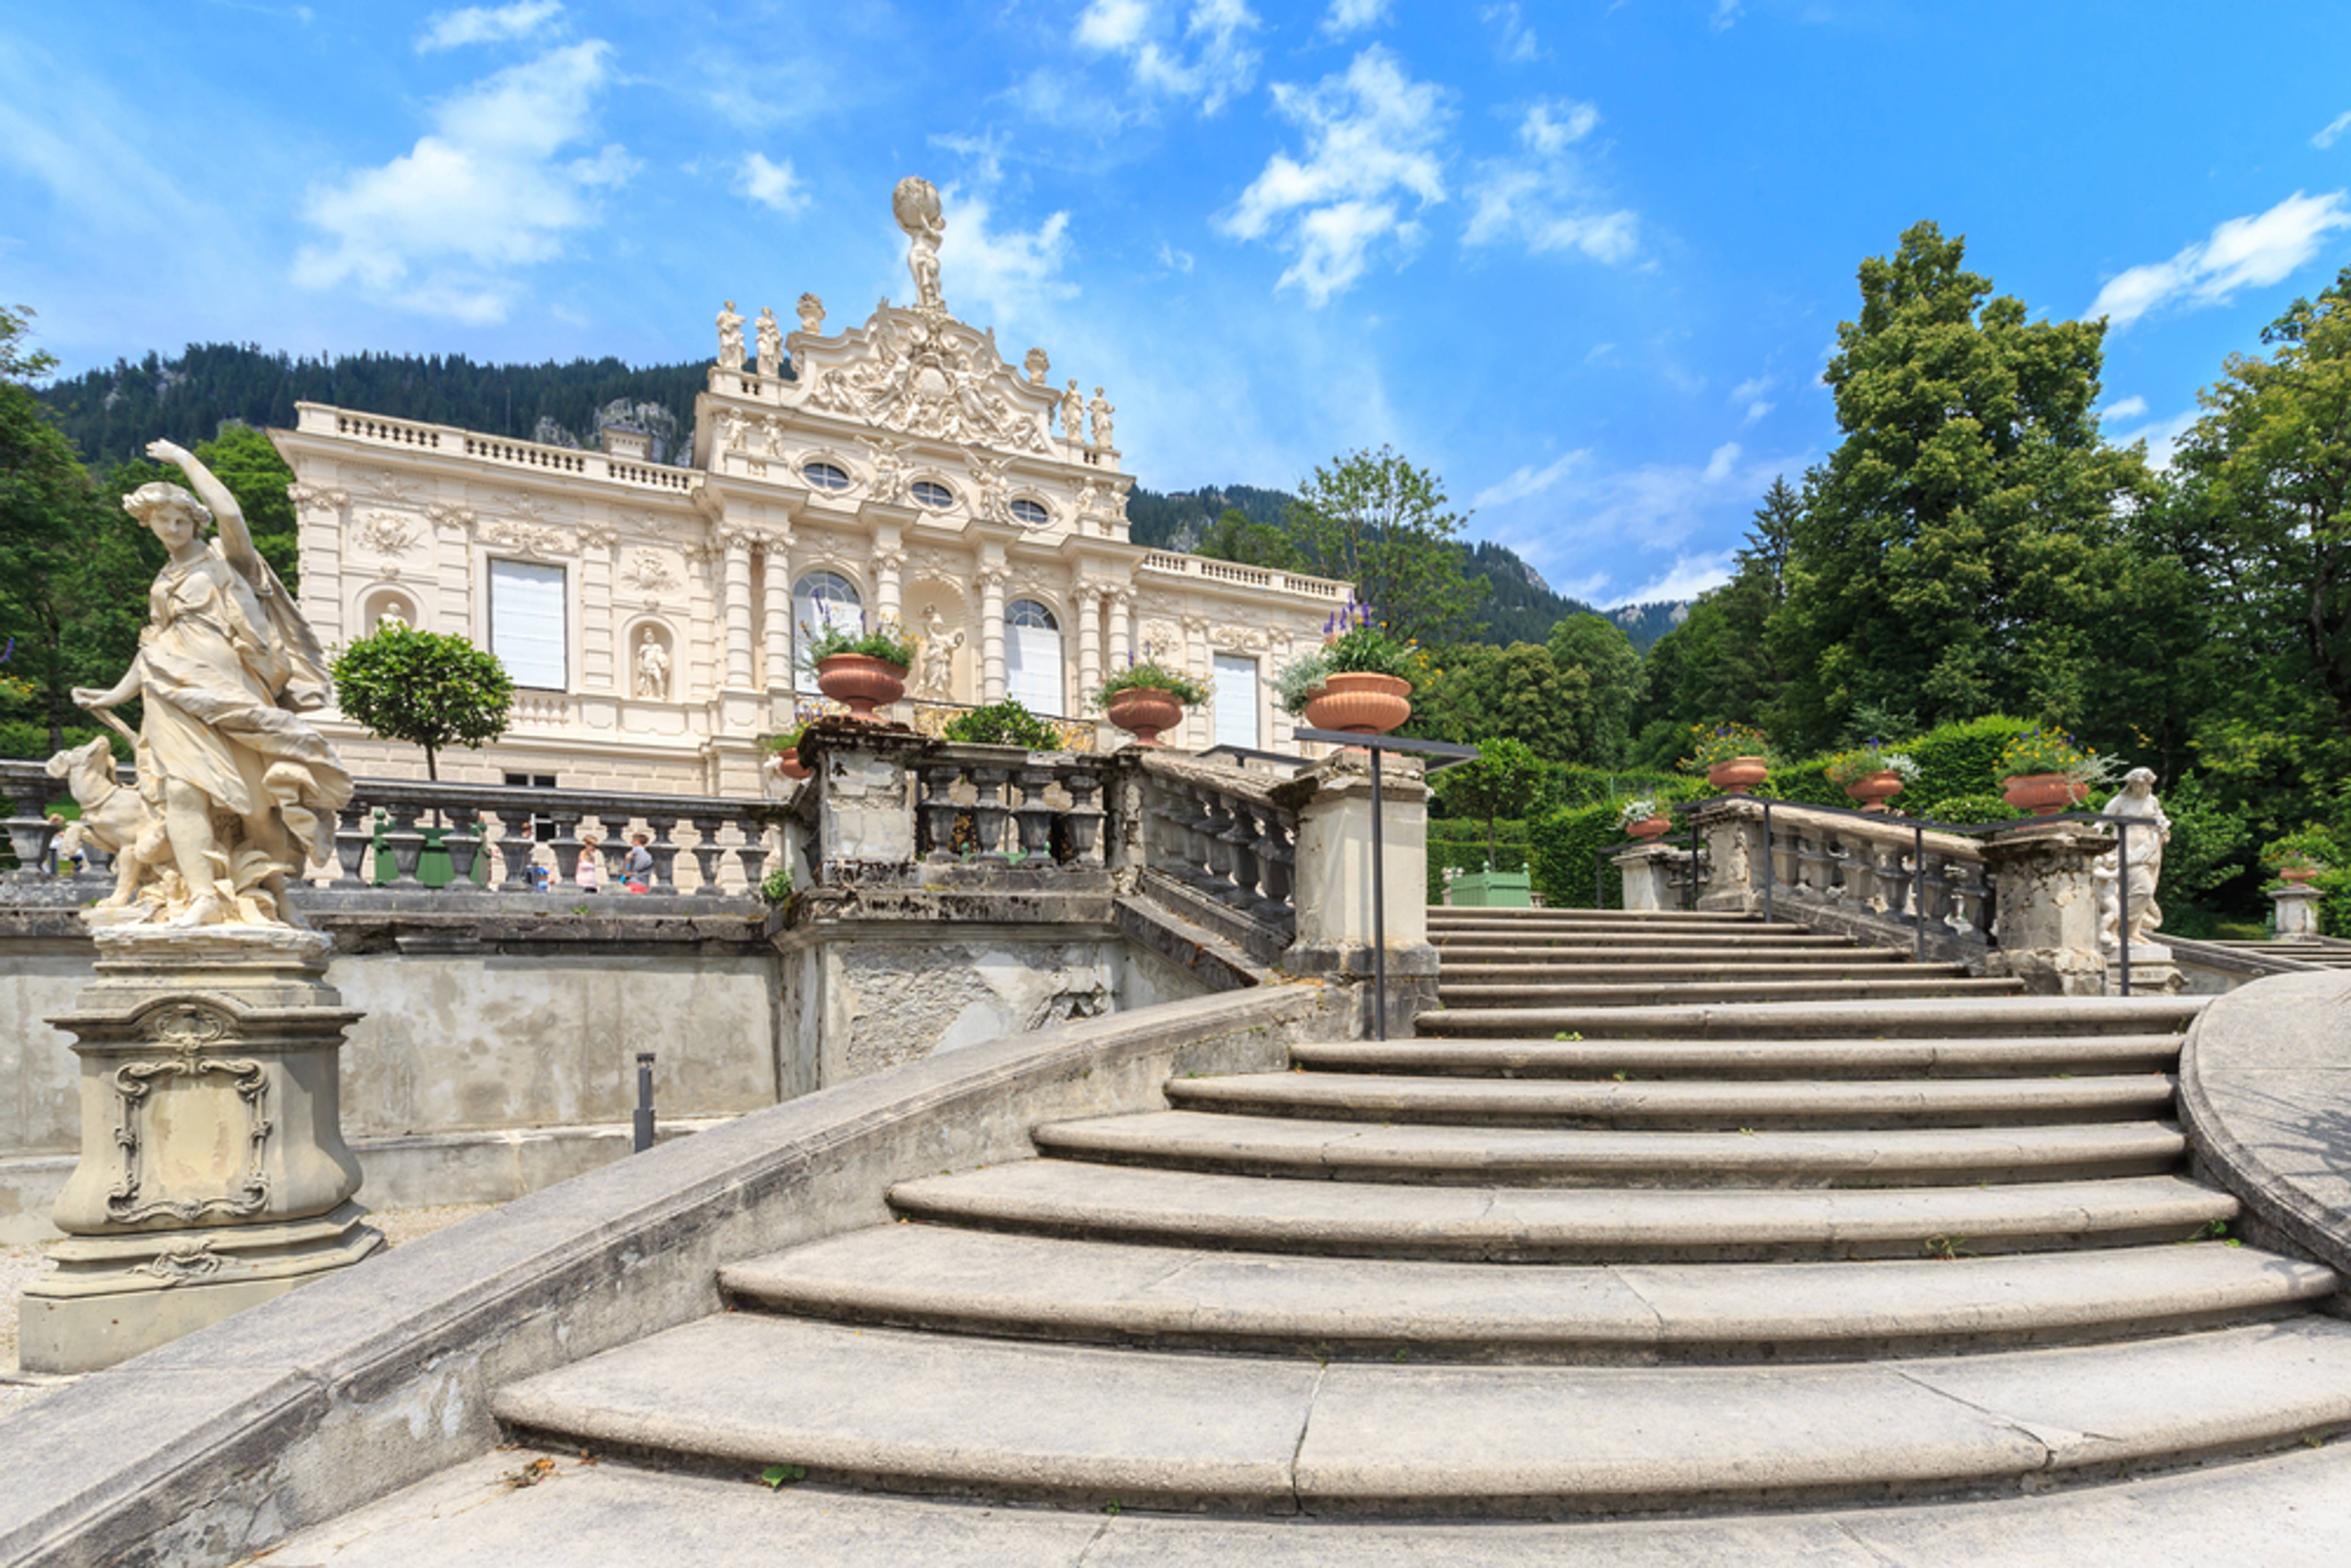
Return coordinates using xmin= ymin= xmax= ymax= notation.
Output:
xmin=67 ymin=440 xmax=353 ymax=928
xmin=1061 ymin=379 xmax=1086 ymax=445
xmin=715 ymin=300 xmax=746 ymax=371
xmin=1088 ymin=387 xmax=1115 ymax=451
xmin=2094 ymin=766 xmax=2170 ymax=951
xmin=755 ymin=306 xmax=783 ymax=377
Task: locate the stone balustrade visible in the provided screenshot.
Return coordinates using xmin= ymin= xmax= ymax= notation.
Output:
xmin=1730 ymin=799 xmax=1997 ymax=959
xmin=909 ymin=743 xmax=1109 ymax=867
xmin=1122 ymin=749 xmax=1301 ymax=960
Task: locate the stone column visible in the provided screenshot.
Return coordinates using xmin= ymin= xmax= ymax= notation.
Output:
xmin=288 ymin=486 xmax=348 ymax=648
xmin=1108 ymin=588 xmax=1134 ymax=670
xmin=1077 ymin=585 xmax=1103 ymax=708
xmin=20 ymin=928 xmax=382 ymax=1374
xmin=1282 ymin=752 xmax=1434 ymax=1037
xmin=1183 ymin=615 xmax=1211 ymax=750
xmin=2273 ymin=883 xmax=2324 ymax=940
xmin=759 ymin=534 xmax=792 ymax=692
xmin=1614 ymin=843 xmax=1689 ymax=911
xmin=581 ymin=524 xmax=618 ymax=693
xmin=721 ymin=529 xmax=756 ymax=690
xmin=978 ymin=563 xmax=1009 ymax=704
xmin=1981 ymin=822 xmax=2113 ymax=996
xmin=872 ymin=531 xmax=905 ymax=625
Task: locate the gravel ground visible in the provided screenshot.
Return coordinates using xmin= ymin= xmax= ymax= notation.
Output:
xmin=0 ymin=1202 xmax=497 ymax=1422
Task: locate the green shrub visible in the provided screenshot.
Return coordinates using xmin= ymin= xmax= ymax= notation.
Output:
xmin=1428 ymin=818 xmax=1532 ymax=901
xmin=1555 ymin=765 xmax=1683 ymax=807
xmin=942 ymin=699 xmax=1061 ymax=750
xmin=1918 ymin=791 xmax=2026 ymax=826
xmin=1750 ymin=757 xmax=1845 ymax=807
xmin=1528 ymin=799 xmax=1699 ymax=909
xmin=1901 ymin=715 xmax=2037 ymax=813
xmin=2315 ymin=867 xmax=2351 ymax=939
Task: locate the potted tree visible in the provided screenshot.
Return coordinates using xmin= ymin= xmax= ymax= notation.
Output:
xmin=1994 ymin=729 xmax=2113 ymax=817
xmin=1430 ymin=738 xmax=1548 ymax=907
xmin=802 ymin=616 xmax=918 ymax=720
xmin=1828 ymin=742 xmax=1921 ymax=813
xmin=1276 ymin=598 xmax=1429 ymax=736
xmin=1682 ymin=723 xmax=1773 ymax=795
xmin=1094 ymin=661 xmax=1209 ymax=746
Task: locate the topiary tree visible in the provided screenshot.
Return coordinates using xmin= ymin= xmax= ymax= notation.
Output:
xmin=941 ymin=698 xmax=1062 ymax=750
xmin=331 ymin=622 xmax=513 ymax=781
xmin=1430 ymin=737 xmax=1551 ymax=871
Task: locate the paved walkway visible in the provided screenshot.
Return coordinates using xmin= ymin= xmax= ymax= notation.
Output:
xmin=255 ymin=1440 xmax=2351 ymax=1567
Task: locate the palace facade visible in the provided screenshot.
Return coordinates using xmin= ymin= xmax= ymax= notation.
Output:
xmin=271 ymin=178 xmax=1350 ymax=795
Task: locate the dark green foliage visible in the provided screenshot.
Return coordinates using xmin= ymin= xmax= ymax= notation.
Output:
xmin=1288 ymin=447 xmax=1486 ymax=648
xmin=1547 ymin=615 xmax=1645 ymax=767
xmin=1529 ymin=801 xmax=1650 ymax=910
xmin=1429 ymin=739 xmax=1551 ymax=869
xmin=1427 ymin=818 xmax=1531 ymax=902
xmin=1125 ymin=484 xmax=1292 ymax=552
xmin=36 ymin=343 xmax=710 ymax=469
xmin=1195 ymin=507 xmax=1304 ymax=570
xmin=1554 ymin=766 xmax=1687 ymax=807
xmin=1899 ymin=715 xmax=2038 ymax=814
xmin=1919 ymin=792 xmax=2026 ymax=827
xmin=1409 ymin=642 xmax=1593 ymax=762
xmin=1751 ymin=757 xmax=1845 ymax=808
xmin=331 ymin=623 xmax=514 ymax=780
xmin=941 ymin=699 xmax=1061 ymax=750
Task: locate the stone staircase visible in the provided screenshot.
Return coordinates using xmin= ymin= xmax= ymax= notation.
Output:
xmin=492 ymin=906 xmax=2351 ymax=1518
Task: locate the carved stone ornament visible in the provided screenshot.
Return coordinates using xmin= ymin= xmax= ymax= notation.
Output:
xmin=357 ymin=469 xmax=421 ymax=502
xmin=424 ymin=500 xmax=478 ymax=531
xmin=798 ymin=292 xmax=826 ymax=335
xmin=1211 ymin=622 xmax=1274 ymax=652
xmin=716 ymin=299 xmax=746 ymax=371
xmin=477 ymin=518 xmax=574 ymax=559
xmin=1141 ymin=618 xmax=1182 ymax=661
xmin=1023 ymin=347 xmax=1050 ymax=386
xmin=286 ymin=483 xmax=347 ymax=517
xmin=136 ymin=1240 xmax=226 ymax=1287
xmin=108 ymin=1005 xmax=272 ymax=1226
xmin=621 ymin=550 xmax=679 ymax=596
xmin=804 ymin=312 xmax=1051 ymax=453
xmin=580 ymin=523 xmax=621 ymax=550
xmin=352 ymin=511 xmax=418 ymax=556
xmin=893 ymin=176 xmax=947 ymax=314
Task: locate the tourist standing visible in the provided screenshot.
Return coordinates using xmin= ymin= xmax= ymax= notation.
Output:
xmin=576 ymin=833 xmax=603 ymax=893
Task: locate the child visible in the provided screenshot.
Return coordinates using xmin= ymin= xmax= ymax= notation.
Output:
xmin=576 ymin=833 xmax=603 ymax=892
xmin=622 ymin=832 xmax=654 ymax=893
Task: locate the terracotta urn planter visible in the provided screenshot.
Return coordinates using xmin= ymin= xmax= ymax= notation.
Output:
xmin=1303 ymin=672 xmax=1413 ymax=736
xmin=2000 ymin=771 xmax=2086 ymax=818
xmin=1844 ymin=770 xmax=1906 ymax=813
xmin=815 ymin=654 xmax=906 ymax=720
xmin=1627 ymin=815 xmax=1673 ymax=842
xmin=2280 ymin=866 xmax=2322 ymax=886
xmin=771 ymin=751 xmax=810 ymax=782
xmin=1106 ymin=687 xmax=1185 ymax=746
xmin=1706 ymin=755 xmax=1769 ymax=795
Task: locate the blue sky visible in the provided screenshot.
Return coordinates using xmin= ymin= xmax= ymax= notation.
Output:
xmin=6 ymin=3 xmax=2351 ymax=609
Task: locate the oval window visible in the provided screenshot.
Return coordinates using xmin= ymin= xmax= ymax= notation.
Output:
xmin=1010 ymin=498 xmax=1050 ymax=527
xmin=802 ymin=460 xmax=852 ymax=491
xmin=912 ymin=480 xmax=955 ymax=509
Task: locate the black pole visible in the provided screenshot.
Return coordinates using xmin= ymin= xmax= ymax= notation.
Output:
xmin=1913 ymin=821 xmax=1926 ymax=964
xmin=633 ymin=1052 xmax=656 ymax=1153
xmin=1761 ymin=799 xmax=1775 ymax=924
xmin=1370 ymin=755 xmax=1387 ymax=1042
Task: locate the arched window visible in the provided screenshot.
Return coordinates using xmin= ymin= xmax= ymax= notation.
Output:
xmin=793 ymin=570 xmax=863 ymax=689
xmin=1009 ymin=497 xmax=1050 ymax=527
xmin=1004 ymin=598 xmax=1064 ymax=716
xmin=911 ymin=479 xmax=955 ymax=510
xmin=802 ymin=460 xmax=852 ymax=491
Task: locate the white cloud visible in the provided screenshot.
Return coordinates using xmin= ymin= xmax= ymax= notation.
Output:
xmin=1218 ymin=46 xmax=1449 ymax=305
xmin=2099 ymin=395 xmax=2149 ymax=423
xmin=1732 ymin=374 xmax=1775 ymax=424
xmin=1472 ymin=451 xmax=1586 ymax=509
xmin=734 ymin=152 xmax=806 ymax=214
xmin=2316 ymin=111 xmax=2351 ymax=150
xmin=1157 ymin=239 xmax=1195 ymax=273
xmin=293 ymin=40 xmax=632 ymax=322
xmin=1463 ymin=100 xmax=1638 ymax=265
xmin=1321 ymin=0 xmax=1391 ymax=36
xmin=416 ymin=0 xmax=562 ymax=52
xmin=1480 ymin=3 xmax=1540 ymax=62
xmin=934 ymin=192 xmax=1078 ymax=327
xmin=2108 ymin=406 xmax=2201 ymax=469
xmin=1074 ymin=0 xmax=1261 ymax=114
xmin=2089 ymin=190 xmax=2351 ymax=327
xmin=1620 ymin=551 xmax=1739 ymax=605
xmin=1708 ymin=0 xmax=1744 ymax=33
xmin=1702 ymin=441 xmax=1741 ymax=482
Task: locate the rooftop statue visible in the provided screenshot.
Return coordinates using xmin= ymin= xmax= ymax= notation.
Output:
xmin=715 ymin=299 xmax=746 ymax=371
xmin=893 ymin=176 xmax=947 ymax=314
xmin=69 ymin=440 xmax=353 ymax=928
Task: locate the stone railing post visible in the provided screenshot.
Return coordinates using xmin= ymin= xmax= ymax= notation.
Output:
xmin=1981 ymin=822 xmax=2112 ymax=995
xmin=802 ymin=723 xmax=927 ymax=881
xmin=2272 ymin=883 xmax=2324 ymax=941
xmin=1690 ymin=798 xmax=1767 ymax=913
xmin=1613 ymin=842 xmax=1687 ymax=911
xmin=1278 ymin=752 xmax=1433 ymax=1036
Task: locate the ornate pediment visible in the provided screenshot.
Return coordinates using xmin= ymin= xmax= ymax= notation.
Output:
xmin=793 ymin=306 xmax=1051 ymax=455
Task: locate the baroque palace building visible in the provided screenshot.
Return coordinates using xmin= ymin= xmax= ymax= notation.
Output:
xmin=271 ymin=177 xmax=1352 ymax=795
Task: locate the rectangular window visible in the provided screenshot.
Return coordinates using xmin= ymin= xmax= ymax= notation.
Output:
xmin=489 ymin=559 xmax=567 ymax=689
xmin=1213 ymin=653 xmax=1260 ymax=751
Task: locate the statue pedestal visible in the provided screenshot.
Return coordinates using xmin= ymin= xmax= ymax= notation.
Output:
xmin=19 ymin=925 xmax=381 ymax=1375
xmin=2271 ymin=884 xmax=2324 ymax=941
xmin=2105 ymin=941 xmax=2184 ymax=997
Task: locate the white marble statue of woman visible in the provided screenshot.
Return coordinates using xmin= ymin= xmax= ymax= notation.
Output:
xmin=1061 ymin=379 xmax=1086 ymax=445
xmin=754 ymin=307 xmax=783 ymax=378
xmin=72 ymin=441 xmax=353 ymax=928
xmin=2095 ymin=766 xmax=2171 ymax=951
xmin=716 ymin=300 xmax=746 ymax=371
xmin=914 ymin=605 xmax=963 ymax=700
xmin=1088 ymin=387 xmax=1115 ymax=451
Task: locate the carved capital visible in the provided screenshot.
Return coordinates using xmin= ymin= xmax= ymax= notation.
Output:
xmin=579 ymin=523 xmax=621 ymax=549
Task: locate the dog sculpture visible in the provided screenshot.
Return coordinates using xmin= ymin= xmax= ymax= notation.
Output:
xmin=44 ymin=733 xmax=167 ymax=908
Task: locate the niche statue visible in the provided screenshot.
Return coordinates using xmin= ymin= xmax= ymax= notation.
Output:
xmin=69 ymin=440 xmax=353 ymax=928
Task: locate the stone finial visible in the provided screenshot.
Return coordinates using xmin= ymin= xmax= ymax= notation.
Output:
xmin=1024 ymin=347 xmax=1050 ymax=386
xmin=797 ymin=292 xmax=825 ymax=335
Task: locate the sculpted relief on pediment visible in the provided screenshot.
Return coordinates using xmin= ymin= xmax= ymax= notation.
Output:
xmin=800 ymin=311 xmax=1051 ymax=455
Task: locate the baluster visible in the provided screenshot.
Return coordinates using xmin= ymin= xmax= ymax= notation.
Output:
xmin=490 ymin=809 xmax=537 ymax=891
xmin=1013 ymin=766 xmax=1057 ymax=860
xmin=442 ymin=807 xmax=486 ymax=890
xmin=1916 ymin=849 xmax=1951 ymax=935
xmin=643 ymin=814 xmax=684 ymax=894
xmin=1948 ymin=854 xmax=1990 ymax=939
xmin=1885 ymin=839 xmax=1918 ymax=924
xmin=970 ymin=766 xmax=1013 ymax=859
xmin=1217 ymin=795 xmax=1262 ymax=910
xmin=547 ymin=812 xmax=584 ymax=886
xmin=917 ymin=762 xmax=964 ymax=861
xmin=332 ymin=803 xmax=374 ymax=887
xmin=1193 ymin=785 xmax=1235 ymax=896
xmin=381 ymin=801 xmax=427 ymax=885
xmin=1258 ymin=810 xmax=1297 ymax=930
xmin=681 ymin=816 xmax=724 ymax=894
xmin=1057 ymin=766 xmax=1104 ymax=867
xmin=6 ymin=784 xmax=58 ymax=872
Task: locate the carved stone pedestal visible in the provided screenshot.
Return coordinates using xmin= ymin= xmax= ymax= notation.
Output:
xmin=2271 ymin=884 xmax=2324 ymax=941
xmin=2105 ymin=943 xmax=2186 ymax=996
xmin=19 ymin=925 xmax=381 ymax=1375
xmin=1613 ymin=843 xmax=1690 ymax=911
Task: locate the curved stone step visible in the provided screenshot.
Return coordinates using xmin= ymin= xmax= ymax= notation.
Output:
xmin=1439 ymin=959 xmax=1955 ymax=984
xmin=492 ymin=1313 xmax=2351 ymax=1514
xmin=1434 ymin=943 xmax=1889 ymax=964
xmin=719 ymin=1224 xmax=2334 ymax=1361
xmin=1033 ymin=1110 xmax=2186 ymax=1185
xmin=1427 ymin=908 xmax=1760 ymax=924
xmin=1436 ymin=977 xmax=2028 ymax=1009
xmin=1416 ymin=995 xmax=2204 ymax=1040
xmin=887 ymin=1161 xmax=2236 ymax=1261
xmin=1157 ymin=1072 xmax=2178 ymax=1129
xmin=1429 ymin=918 xmax=1813 ymax=938
xmin=1290 ymin=1034 xmax=2187 ymax=1080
